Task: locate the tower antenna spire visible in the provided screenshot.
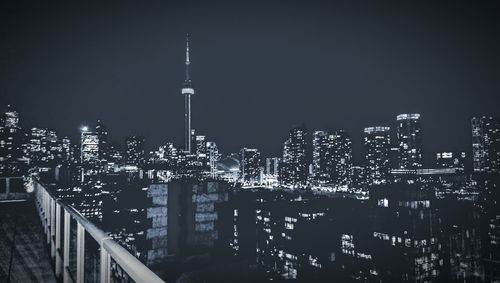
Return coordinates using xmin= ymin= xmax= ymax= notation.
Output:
xmin=185 ymin=33 xmax=191 ymax=85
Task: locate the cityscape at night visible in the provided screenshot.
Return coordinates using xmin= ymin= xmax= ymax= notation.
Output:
xmin=1 ymin=1 xmax=500 ymax=282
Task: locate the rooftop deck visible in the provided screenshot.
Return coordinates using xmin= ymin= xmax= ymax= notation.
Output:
xmin=0 ymin=199 xmax=57 ymax=282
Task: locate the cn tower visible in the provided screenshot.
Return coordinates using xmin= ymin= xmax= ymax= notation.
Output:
xmin=181 ymin=34 xmax=195 ymax=153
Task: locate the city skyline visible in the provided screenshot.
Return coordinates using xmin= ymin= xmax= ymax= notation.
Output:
xmin=2 ymin=1 xmax=500 ymax=282
xmin=1 ymin=1 xmax=499 ymax=162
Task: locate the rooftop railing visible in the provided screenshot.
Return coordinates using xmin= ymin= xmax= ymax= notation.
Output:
xmin=33 ymin=180 xmax=165 ymax=283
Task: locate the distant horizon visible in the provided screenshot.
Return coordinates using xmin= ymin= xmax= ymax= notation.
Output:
xmin=1 ymin=103 xmax=486 ymax=166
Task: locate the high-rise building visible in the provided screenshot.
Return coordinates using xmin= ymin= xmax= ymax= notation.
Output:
xmin=240 ymin=148 xmax=261 ymax=185
xmin=81 ymin=129 xmax=99 ymax=165
xmin=95 ymin=120 xmax=108 ymax=164
xmin=471 ymin=116 xmax=500 ymax=173
xmin=125 ymin=136 xmax=145 ymax=166
xmin=312 ymin=131 xmax=328 ymax=183
xmin=364 ymin=127 xmax=391 ymax=185
xmin=281 ymin=125 xmax=308 ymax=187
xmin=61 ymin=137 xmax=74 ymax=164
xmin=396 ymin=114 xmax=423 ymax=169
xmin=193 ymin=134 xmax=207 ymax=157
xmin=0 ymin=106 xmax=27 ymax=176
xmin=435 ymin=151 xmax=466 ymax=170
xmin=311 ymin=130 xmax=353 ymax=187
xmin=351 ymin=166 xmax=367 ymax=189
xmin=108 ymin=141 xmax=124 ymax=165
xmin=182 ymin=34 xmax=195 ymax=153
xmin=80 ymin=127 xmax=100 ymax=183
xmin=266 ymin=157 xmax=281 ymax=176
xmin=153 ymin=143 xmax=178 ymax=166
xmin=4 ymin=105 xmax=19 ymax=128
xmin=207 ymin=141 xmax=220 ymax=178
xmin=28 ymin=128 xmax=63 ymax=167
xmin=328 ymin=130 xmax=352 ymax=187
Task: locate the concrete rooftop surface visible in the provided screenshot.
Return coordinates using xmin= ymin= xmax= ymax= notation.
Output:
xmin=0 ymin=199 xmax=56 ymax=282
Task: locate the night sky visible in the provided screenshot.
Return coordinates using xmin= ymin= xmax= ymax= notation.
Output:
xmin=1 ymin=0 xmax=499 ymax=163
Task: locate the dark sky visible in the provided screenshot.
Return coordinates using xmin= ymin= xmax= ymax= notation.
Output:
xmin=1 ymin=0 xmax=499 ymax=163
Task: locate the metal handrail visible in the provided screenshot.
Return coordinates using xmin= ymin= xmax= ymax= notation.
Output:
xmin=33 ymin=180 xmax=165 ymax=283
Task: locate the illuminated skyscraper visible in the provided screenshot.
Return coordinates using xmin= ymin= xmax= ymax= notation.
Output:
xmin=80 ymin=127 xmax=100 ymax=183
xmin=193 ymin=134 xmax=207 ymax=158
xmin=396 ymin=114 xmax=423 ymax=169
xmin=311 ymin=129 xmax=353 ymax=187
xmin=125 ymin=135 xmax=145 ymax=166
xmin=81 ymin=129 xmax=99 ymax=165
xmin=435 ymin=151 xmax=466 ymax=170
xmin=240 ymin=147 xmax=261 ymax=185
xmin=312 ymin=131 xmax=328 ymax=183
xmin=266 ymin=157 xmax=280 ymax=176
xmin=471 ymin=116 xmax=500 ymax=173
xmin=61 ymin=137 xmax=74 ymax=164
xmin=328 ymin=130 xmax=352 ymax=187
xmin=95 ymin=120 xmax=108 ymax=164
xmin=207 ymin=141 xmax=220 ymax=178
xmin=4 ymin=105 xmax=19 ymax=128
xmin=28 ymin=128 xmax=63 ymax=167
xmin=281 ymin=125 xmax=308 ymax=187
xmin=0 ymin=106 xmax=27 ymax=176
xmin=108 ymin=141 xmax=124 ymax=165
xmin=364 ymin=127 xmax=391 ymax=185
xmin=182 ymin=34 xmax=195 ymax=153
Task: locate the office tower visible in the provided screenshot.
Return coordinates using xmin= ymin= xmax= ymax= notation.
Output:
xmin=182 ymin=34 xmax=195 ymax=153
xmin=329 ymin=130 xmax=352 ymax=187
xmin=61 ymin=137 xmax=74 ymax=164
xmin=4 ymin=105 xmax=19 ymax=128
xmin=207 ymin=141 xmax=220 ymax=178
xmin=240 ymin=148 xmax=261 ymax=185
xmin=312 ymin=131 xmax=328 ymax=183
xmin=396 ymin=114 xmax=423 ymax=169
xmin=95 ymin=120 xmax=108 ymax=164
xmin=26 ymin=128 xmax=64 ymax=178
xmin=0 ymin=106 xmax=27 ymax=176
xmin=108 ymin=142 xmax=124 ymax=165
xmin=28 ymin=128 xmax=45 ymax=164
xmin=81 ymin=129 xmax=99 ymax=165
xmin=435 ymin=151 xmax=466 ymax=170
xmin=471 ymin=116 xmax=500 ymax=173
xmin=153 ymin=142 xmax=178 ymax=164
xmin=310 ymin=129 xmax=353 ymax=187
xmin=44 ymin=129 xmax=62 ymax=165
xmin=125 ymin=136 xmax=146 ymax=166
xmin=351 ymin=166 xmax=367 ymax=189
xmin=281 ymin=125 xmax=308 ymax=187
xmin=266 ymin=157 xmax=281 ymax=176
xmin=364 ymin=127 xmax=391 ymax=185
xmin=193 ymin=134 xmax=207 ymax=157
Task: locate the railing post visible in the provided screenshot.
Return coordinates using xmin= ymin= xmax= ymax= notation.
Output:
xmin=77 ymin=222 xmax=85 ymax=283
xmin=100 ymin=243 xmax=111 ymax=283
xmin=41 ymin=191 xmax=47 ymax=233
xmin=46 ymin=191 xmax=50 ymax=245
xmin=63 ymin=210 xmax=70 ymax=283
xmin=51 ymin=199 xmax=56 ymax=259
xmin=55 ymin=203 xmax=62 ymax=278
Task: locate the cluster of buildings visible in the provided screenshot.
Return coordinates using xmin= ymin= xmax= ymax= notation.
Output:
xmin=1 ymin=36 xmax=499 ymax=195
xmin=238 ymin=113 xmax=500 ymax=191
xmin=223 ymin=187 xmax=489 ymax=282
